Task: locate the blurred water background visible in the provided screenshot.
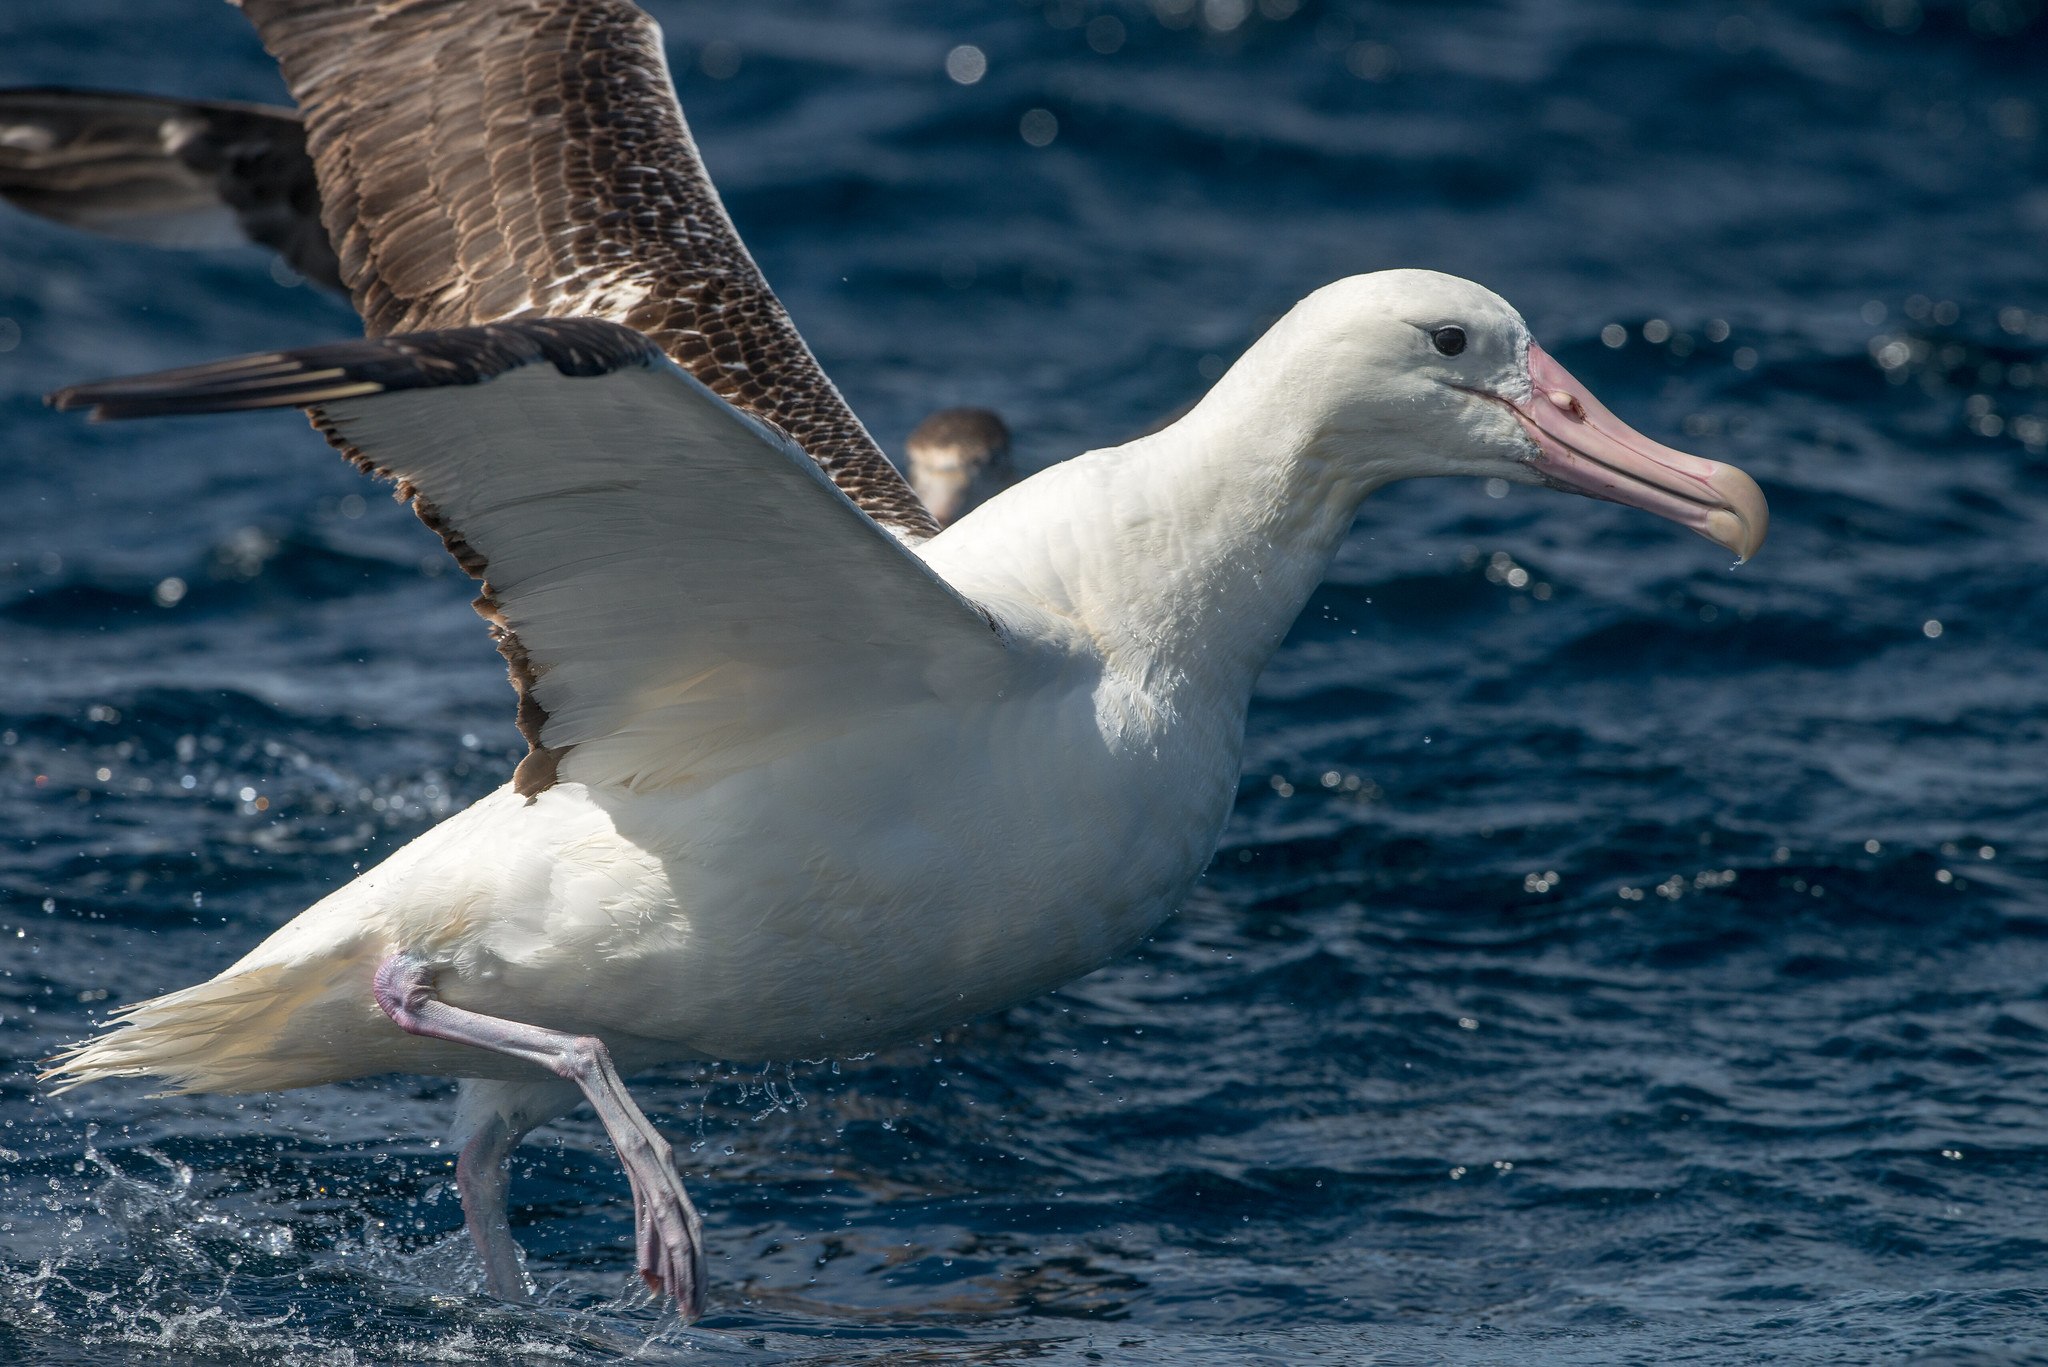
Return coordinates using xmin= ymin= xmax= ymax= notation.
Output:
xmin=2 ymin=0 xmax=2047 ymax=1362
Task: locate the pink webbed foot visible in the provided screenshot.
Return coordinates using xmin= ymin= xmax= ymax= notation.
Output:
xmin=373 ymin=953 xmax=709 ymax=1320
xmin=604 ymin=1078 xmax=705 ymax=1311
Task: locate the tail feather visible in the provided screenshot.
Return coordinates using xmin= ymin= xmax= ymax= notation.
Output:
xmin=44 ymin=954 xmax=382 ymax=1097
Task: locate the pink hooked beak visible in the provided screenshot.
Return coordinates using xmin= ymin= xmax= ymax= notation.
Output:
xmin=1510 ymin=341 xmax=1769 ymax=561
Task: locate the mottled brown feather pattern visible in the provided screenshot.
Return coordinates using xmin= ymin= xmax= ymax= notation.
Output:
xmin=0 ymin=89 xmax=342 ymax=290
xmin=226 ymin=0 xmax=938 ymax=794
xmin=233 ymin=0 xmax=933 ymax=535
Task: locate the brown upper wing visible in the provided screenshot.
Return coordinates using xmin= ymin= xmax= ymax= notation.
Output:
xmin=234 ymin=0 xmax=939 ymax=540
xmin=0 ymin=88 xmax=341 ymax=291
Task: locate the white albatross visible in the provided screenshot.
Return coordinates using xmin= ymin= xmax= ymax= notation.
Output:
xmin=40 ymin=0 xmax=1769 ymax=1324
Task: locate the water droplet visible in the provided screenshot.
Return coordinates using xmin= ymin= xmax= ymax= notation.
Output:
xmin=1020 ymin=108 xmax=1058 ymax=147
xmin=944 ymin=44 xmax=987 ymax=85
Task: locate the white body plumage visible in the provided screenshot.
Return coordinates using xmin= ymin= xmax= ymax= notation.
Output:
xmin=47 ymin=269 xmax=1766 ymax=1317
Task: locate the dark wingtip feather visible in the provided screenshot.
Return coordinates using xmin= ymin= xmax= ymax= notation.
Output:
xmin=0 ymin=86 xmax=342 ymax=290
xmin=47 ymin=317 xmax=668 ymax=423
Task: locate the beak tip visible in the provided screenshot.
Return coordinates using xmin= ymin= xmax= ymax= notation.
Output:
xmin=1703 ymin=465 xmax=1770 ymax=563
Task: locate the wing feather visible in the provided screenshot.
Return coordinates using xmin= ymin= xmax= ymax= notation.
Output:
xmin=234 ymin=0 xmax=940 ymax=539
xmin=54 ymin=317 xmax=1009 ymax=794
xmin=0 ymin=87 xmax=341 ymax=290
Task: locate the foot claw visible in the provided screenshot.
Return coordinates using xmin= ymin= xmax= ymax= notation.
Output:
xmin=622 ymin=1153 xmax=706 ymax=1319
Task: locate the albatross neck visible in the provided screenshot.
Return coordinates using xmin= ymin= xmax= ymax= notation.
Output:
xmin=953 ymin=344 xmax=1394 ymax=712
xmin=1098 ymin=368 xmax=1383 ymax=700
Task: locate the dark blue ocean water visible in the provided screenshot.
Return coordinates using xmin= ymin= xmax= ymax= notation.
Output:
xmin=3 ymin=1 xmax=2047 ymax=1362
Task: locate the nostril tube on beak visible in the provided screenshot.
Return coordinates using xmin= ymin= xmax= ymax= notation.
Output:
xmin=1515 ymin=340 xmax=1770 ymax=562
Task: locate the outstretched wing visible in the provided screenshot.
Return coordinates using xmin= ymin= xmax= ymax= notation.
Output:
xmin=233 ymin=0 xmax=939 ymax=540
xmin=0 ymin=87 xmax=341 ymax=290
xmin=53 ymin=318 xmax=1011 ymax=796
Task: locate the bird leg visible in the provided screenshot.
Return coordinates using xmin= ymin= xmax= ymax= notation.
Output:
xmin=448 ymin=1076 xmax=579 ymax=1300
xmin=455 ymin=1108 xmax=527 ymax=1299
xmin=372 ymin=953 xmax=706 ymax=1319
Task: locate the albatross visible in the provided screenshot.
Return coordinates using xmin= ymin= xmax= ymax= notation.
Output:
xmin=41 ymin=0 xmax=1769 ymax=1323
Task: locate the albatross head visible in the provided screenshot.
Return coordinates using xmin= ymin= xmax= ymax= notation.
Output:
xmin=1284 ymin=269 xmax=1768 ymax=561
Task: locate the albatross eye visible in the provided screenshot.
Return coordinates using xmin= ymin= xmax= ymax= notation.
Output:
xmin=1431 ymin=326 xmax=1467 ymax=357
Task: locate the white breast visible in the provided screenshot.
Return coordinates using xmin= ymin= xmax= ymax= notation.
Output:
xmin=309 ymin=641 xmax=1242 ymax=1065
